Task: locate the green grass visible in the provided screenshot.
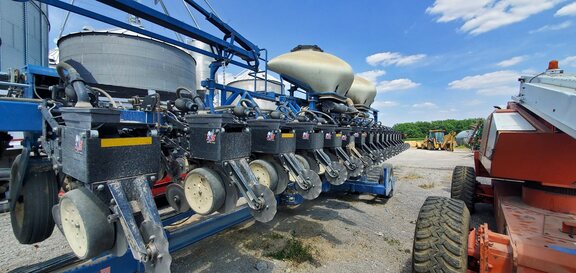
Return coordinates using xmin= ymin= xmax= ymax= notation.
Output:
xmin=265 ymin=238 xmax=315 ymax=264
xmin=405 ymin=138 xmax=424 ymax=141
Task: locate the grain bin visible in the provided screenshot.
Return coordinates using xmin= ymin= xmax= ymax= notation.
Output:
xmin=0 ymin=0 xmax=49 ymax=72
xmin=227 ymin=70 xmax=284 ymax=110
xmin=57 ymin=29 xmax=196 ymax=97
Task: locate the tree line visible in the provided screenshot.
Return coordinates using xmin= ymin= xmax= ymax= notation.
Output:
xmin=392 ymin=118 xmax=482 ymax=139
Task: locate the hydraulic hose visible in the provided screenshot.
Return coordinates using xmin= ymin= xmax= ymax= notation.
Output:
xmin=176 ymin=86 xmax=205 ymax=110
xmin=56 ymin=62 xmax=92 ymax=108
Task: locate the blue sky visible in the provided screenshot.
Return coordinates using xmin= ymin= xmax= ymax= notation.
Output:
xmin=48 ymin=0 xmax=576 ymax=126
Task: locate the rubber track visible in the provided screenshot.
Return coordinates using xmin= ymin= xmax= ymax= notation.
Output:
xmin=412 ymin=196 xmax=470 ymax=273
xmin=450 ymin=166 xmax=476 ymax=212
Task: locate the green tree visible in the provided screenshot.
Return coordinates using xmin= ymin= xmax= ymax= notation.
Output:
xmin=393 ymin=118 xmax=483 ymax=138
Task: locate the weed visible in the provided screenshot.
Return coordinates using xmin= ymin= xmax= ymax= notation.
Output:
xmin=265 ymin=238 xmax=314 ymax=264
xmin=403 ymin=172 xmax=423 ymax=180
xmin=418 ymin=182 xmax=435 ymax=189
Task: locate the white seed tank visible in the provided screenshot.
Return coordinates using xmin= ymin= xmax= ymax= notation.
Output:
xmin=346 ymin=76 xmax=377 ymax=107
xmin=268 ymin=45 xmax=354 ymax=95
xmin=0 ymin=1 xmax=49 ymax=72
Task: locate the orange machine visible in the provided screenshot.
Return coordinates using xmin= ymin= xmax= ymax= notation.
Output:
xmin=412 ymin=61 xmax=576 ymax=273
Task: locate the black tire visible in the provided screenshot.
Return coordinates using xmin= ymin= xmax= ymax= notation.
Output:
xmin=412 ymin=196 xmax=470 ymax=273
xmin=450 ymin=166 xmax=476 ymax=213
xmin=10 ymin=156 xmax=59 ymax=244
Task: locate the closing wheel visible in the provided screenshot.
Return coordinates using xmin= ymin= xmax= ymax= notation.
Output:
xmin=60 ymin=187 xmax=114 ymax=259
xmin=267 ymin=158 xmax=289 ymax=194
xmin=450 ymin=166 xmax=477 ymax=213
xmin=250 ymin=184 xmax=277 ymax=222
xmin=300 ymin=154 xmax=320 ymax=173
xmin=166 ymin=183 xmax=190 ymax=213
xmin=412 ymin=196 xmax=470 ymax=273
xmin=217 ymin=176 xmax=239 ymax=214
xmin=184 ymin=167 xmax=225 ymax=215
xmin=348 ymin=156 xmax=364 ymax=178
xmin=296 ymin=170 xmax=322 ymax=200
xmin=249 ymin=159 xmax=279 ymax=192
xmin=325 ymin=162 xmax=348 ymax=186
xmin=288 ymin=154 xmax=310 ymax=182
xmin=10 ymin=156 xmax=59 ymax=244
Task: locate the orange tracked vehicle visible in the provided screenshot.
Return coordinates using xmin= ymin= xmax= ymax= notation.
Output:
xmin=412 ymin=61 xmax=576 ymax=273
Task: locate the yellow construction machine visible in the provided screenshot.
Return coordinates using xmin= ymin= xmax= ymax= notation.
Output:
xmin=416 ymin=130 xmax=456 ymax=151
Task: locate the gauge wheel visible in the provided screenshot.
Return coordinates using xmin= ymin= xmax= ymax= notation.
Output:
xmin=60 ymin=187 xmax=114 ymax=259
xmin=10 ymin=155 xmax=59 ymax=244
xmin=184 ymin=167 xmax=226 ymax=215
xmin=249 ymin=159 xmax=279 ymax=192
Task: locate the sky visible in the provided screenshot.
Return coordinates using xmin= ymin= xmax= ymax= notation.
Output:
xmin=47 ymin=0 xmax=576 ymax=126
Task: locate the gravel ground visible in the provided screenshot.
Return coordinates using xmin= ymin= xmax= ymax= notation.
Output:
xmin=0 ymin=148 xmax=494 ymax=273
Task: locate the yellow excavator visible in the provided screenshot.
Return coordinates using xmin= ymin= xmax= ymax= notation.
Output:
xmin=416 ymin=130 xmax=456 ymax=151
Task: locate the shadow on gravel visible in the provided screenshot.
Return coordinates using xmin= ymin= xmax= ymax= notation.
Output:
xmin=329 ymin=192 xmax=392 ymax=206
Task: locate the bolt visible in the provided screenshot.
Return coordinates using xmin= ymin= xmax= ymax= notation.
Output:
xmin=97 ymin=184 xmax=105 ymax=191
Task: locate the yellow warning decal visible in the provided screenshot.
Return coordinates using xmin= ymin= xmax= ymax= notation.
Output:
xmin=101 ymin=137 xmax=152 ymax=148
xmin=281 ymin=133 xmax=294 ymax=138
xmin=336 ymin=134 xmax=342 ymax=137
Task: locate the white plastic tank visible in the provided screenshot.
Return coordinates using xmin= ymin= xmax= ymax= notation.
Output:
xmin=58 ymin=29 xmax=197 ymax=94
xmin=227 ymin=70 xmax=284 ymax=110
xmin=0 ymin=1 xmax=49 ymax=72
xmin=346 ymin=76 xmax=377 ymax=107
xmin=268 ymin=45 xmax=354 ymax=95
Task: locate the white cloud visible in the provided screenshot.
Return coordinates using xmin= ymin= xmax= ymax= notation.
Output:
xmin=530 ymin=20 xmax=572 ymax=33
xmin=449 ymin=70 xmax=521 ymax=96
xmin=556 ymin=2 xmax=576 ymax=16
xmin=561 ymin=56 xmax=576 ymax=67
xmin=372 ymin=100 xmax=399 ymax=108
xmin=366 ymin=52 xmax=426 ymax=66
xmin=412 ymin=102 xmax=438 ymax=109
xmin=427 ymin=0 xmax=564 ymax=35
xmin=376 ymin=79 xmax=420 ymax=93
xmin=356 ymin=70 xmax=386 ymax=84
xmin=497 ymin=56 xmax=525 ymax=67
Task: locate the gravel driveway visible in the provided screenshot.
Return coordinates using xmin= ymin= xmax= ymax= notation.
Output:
xmin=0 ymin=148 xmax=494 ymax=273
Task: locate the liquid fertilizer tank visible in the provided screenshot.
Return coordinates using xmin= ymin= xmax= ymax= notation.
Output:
xmin=268 ymin=45 xmax=354 ymax=95
xmin=57 ymin=29 xmax=197 ymax=97
xmin=346 ymin=75 xmax=377 ymax=107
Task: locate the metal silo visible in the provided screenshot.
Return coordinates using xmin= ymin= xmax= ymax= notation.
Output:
xmin=58 ymin=29 xmax=197 ymax=97
xmin=0 ymin=0 xmax=49 ymax=72
xmin=228 ymin=70 xmax=284 ymax=110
